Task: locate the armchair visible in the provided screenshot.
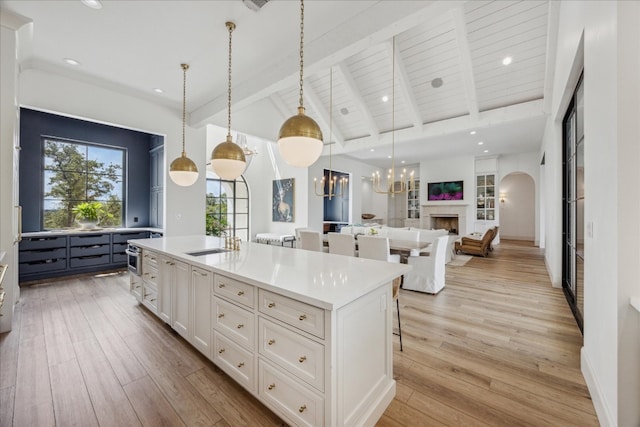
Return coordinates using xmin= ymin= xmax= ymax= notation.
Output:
xmin=455 ymin=227 xmax=497 ymax=257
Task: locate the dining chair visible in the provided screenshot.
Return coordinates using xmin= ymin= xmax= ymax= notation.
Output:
xmin=298 ymin=230 xmax=324 ymax=252
xmin=327 ymin=232 xmax=356 ymax=257
xmin=357 ymin=235 xmax=401 ymax=263
xmin=358 ymin=235 xmax=403 ymax=351
xmin=403 ymin=235 xmax=448 ymax=294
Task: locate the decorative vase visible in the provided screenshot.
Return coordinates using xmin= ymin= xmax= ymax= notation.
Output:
xmin=78 ymin=219 xmax=99 ymax=230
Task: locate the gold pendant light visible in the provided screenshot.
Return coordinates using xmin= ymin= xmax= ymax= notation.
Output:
xmin=277 ymin=0 xmax=323 ymax=168
xmin=169 ymin=63 xmax=199 ymax=187
xmin=372 ymin=36 xmax=414 ymax=197
xmin=314 ymin=67 xmax=347 ymax=200
xmin=211 ymin=21 xmax=246 ymax=180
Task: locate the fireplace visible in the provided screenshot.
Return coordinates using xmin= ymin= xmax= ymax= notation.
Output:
xmin=421 ymin=204 xmax=468 ymax=236
xmin=431 ymin=215 xmax=459 ymax=234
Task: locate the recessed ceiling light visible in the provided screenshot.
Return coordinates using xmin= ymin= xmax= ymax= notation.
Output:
xmin=478 ymin=141 xmax=484 ymax=145
xmin=153 ymin=88 xmax=164 ymax=94
xmin=340 ymin=107 xmax=349 ymax=115
xmin=370 ymin=148 xmax=375 ymax=152
xmin=502 ymin=56 xmax=513 ymax=66
xmin=483 ymin=149 xmax=489 ymax=153
xmin=431 ymin=77 xmax=443 ymax=88
xmin=470 ymin=130 xmax=476 ymax=135
xmin=81 ymin=0 xmax=102 ymax=9
xmin=382 ymin=95 xmax=389 ymax=103
xmin=387 ymin=155 xmax=392 ymax=159
xmin=63 ymin=58 xmax=81 ymax=66
xmin=401 ymin=160 xmax=406 ymax=164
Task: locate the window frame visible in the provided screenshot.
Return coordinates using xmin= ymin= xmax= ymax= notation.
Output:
xmin=206 ymin=172 xmax=250 ymax=241
xmin=41 ymin=136 xmax=126 ymax=230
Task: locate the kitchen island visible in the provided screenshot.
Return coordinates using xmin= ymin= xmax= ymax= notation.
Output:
xmin=129 ymin=235 xmax=410 ymax=427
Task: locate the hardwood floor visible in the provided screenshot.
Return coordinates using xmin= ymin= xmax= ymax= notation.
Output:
xmin=0 ymin=240 xmax=598 ymax=426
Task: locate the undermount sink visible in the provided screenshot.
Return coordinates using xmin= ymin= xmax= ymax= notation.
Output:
xmin=185 ymin=248 xmax=230 ymax=256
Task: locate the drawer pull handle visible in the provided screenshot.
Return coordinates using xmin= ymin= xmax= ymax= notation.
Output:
xmin=268 ymin=302 xmax=275 ymax=308
xmin=299 ymin=356 xmax=307 ymax=363
xmin=299 ymin=314 xmax=307 ymax=321
xmin=218 ymin=348 xmax=225 ymax=354
xmin=150 ymin=276 xmax=156 ymax=279
xmin=237 ymin=291 xmax=245 ymax=296
xmin=218 ymin=283 xmax=226 ymax=288
xmin=268 ymin=383 xmax=275 ymax=390
xmin=218 ymin=313 xmax=225 ymax=318
xmin=299 ymin=405 xmax=307 ymax=413
xmin=237 ymin=362 xmax=244 ymax=368
xmin=149 ymin=298 xmax=157 ymax=302
xmin=165 ymin=261 xmax=175 ymax=265
xmin=268 ymin=339 xmax=275 ymax=346
xmin=236 ymin=324 xmax=244 ymax=329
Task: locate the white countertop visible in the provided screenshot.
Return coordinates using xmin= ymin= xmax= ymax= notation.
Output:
xmin=129 ymin=235 xmax=411 ymax=311
xmin=23 ymin=227 xmax=163 ymax=237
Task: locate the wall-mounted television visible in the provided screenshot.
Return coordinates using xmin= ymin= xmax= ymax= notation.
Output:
xmin=427 ymin=180 xmax=464 ymax=201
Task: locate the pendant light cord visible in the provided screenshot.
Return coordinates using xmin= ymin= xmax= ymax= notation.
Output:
xmin=227 ymin=22 xmax=235 ymax=139
xmin=181 ymin=63 xmax=188 ymax=156
xmin=391 ymin=36 xmax=396 ymax=181
xmin=298 ymin=0 xmax=305 ymax=108
xmin=328 ymin=67 xmax=332 ymax=178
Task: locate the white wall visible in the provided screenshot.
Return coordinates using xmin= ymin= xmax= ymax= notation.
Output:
xmin=498 ymin=151 xmax=540 ymax=244
xmin=498 ymin=173 xmax=535 ymax=241
xmin=542 ymin=1 xmax=640 ymax=425
xmin=19 ymin=69 xmax=206 ymax=237
xmin=419 ymin=155 xmax=476 ymax=235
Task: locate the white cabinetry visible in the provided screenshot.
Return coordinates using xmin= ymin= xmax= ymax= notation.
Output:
xmin=157 ymin=254 xmax=174 ymax=324
xmin=191 ymin=266 xmax=212 ymax=357
xmin=172 ymin=259 xmax=190 ymax=339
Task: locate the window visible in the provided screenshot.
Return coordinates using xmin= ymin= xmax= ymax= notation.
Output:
xmin=206 ymin=171 xmax=249 ymax=242
xmin=43 ymin=138 xmax=125 ymax=229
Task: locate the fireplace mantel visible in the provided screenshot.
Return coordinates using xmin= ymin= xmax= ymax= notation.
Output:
xmin=421 ymin=204 xmax=469 ymax=236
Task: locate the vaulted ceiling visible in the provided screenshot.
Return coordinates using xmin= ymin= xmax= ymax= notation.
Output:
xmin=0 ymin=0 xmax=556 ymax=167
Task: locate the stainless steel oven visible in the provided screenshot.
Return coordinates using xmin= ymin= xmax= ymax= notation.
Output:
xmin=125 ymin=244 xmax=142 ymax=275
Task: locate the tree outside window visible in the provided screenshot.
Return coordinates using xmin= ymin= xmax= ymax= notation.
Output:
xmin=206 ymin=171 xmax=249 ymax=241
xmin=43 ymin=138 xmax=124 ymax=229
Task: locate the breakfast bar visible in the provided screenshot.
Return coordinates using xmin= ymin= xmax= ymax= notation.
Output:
xmin=128 ymin=235 xmax=410 ymax=427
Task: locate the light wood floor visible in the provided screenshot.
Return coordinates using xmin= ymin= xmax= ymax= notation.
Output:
xmin=0 ymin=240 xmax=598 ymax=426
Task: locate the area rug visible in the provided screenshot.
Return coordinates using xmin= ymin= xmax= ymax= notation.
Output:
xmin=448 ymin=254 xmax=472 ymax=267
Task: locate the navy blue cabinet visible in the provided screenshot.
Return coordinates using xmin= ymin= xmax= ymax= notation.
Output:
xmin=19 ymin=230 xmax=155 ymax=283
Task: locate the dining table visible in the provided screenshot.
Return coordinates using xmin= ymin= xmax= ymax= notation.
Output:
xmin=323 ymin=234 xmax=431 ymax=262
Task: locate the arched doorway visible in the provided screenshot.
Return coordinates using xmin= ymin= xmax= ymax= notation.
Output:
xmin=499 ymin=172 xmax=535 ymax=242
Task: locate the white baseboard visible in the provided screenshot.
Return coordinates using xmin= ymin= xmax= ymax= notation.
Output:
xmin=581 ymin=347 xmax=615 ymax=427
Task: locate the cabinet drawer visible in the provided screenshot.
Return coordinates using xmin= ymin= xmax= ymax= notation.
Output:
xmin=142 ymin=250 xmax=159 ymax=270
xmin=258 ymin=360 xmax=323 ymax=427
xmin=112 ymin=253 xmax=127 ymax=264
xmin=213 ymin=296 xmax=255 ymax=350
xmin=69 ymin=254 xmax=110 ymax=268
xmin=20 ymin=258 xmax=66 ymax=275
xmin=213 ymin=331 xmax=255 ymax=392
xmin=130 ymin=274 xmax=143 ymax=300
xmin=142 ymin=282 xmax=158 ymax=312
xmin=20 ymin=236 xmax=66 ymax=250
xmin=112 ymin=242 xmax=128 ymax=254
xmin=69 ymin=234 xmax=110 ymax=246
xmin=259 ymin=290 xmax=325 ymax=339
xmin=214 ymin=274 xmax=255 ymax=309
xmin=113 ymin=231 xmax=149 ymax=243
xmin=20 ymin=247 xmax=66 ymax=262
xmin=142 ymin=264 xmax=159 ymax=286
xmin=69 ymin=244 xmax=110 ymax=257
xmin=259 ymin=317 xmax=324 ymax=392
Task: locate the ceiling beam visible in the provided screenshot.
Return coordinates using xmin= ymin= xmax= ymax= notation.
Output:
xmin=335 ymin=62 xmax=379 ymax=141
xmin=303 ymin=81 xmax=345 ymax=147
xmin=451 ymin=6 xmax=479 ymax=120
xmin=384 ymin=39 xmax=423 ymax=133
xmin=190 ymin=0 xmax=466 ymax=128
xmin=331 ymin=99 xmax=545 ymax=155
xmin=543 ymin=0 xmax=560 ymax=115
xmin=268 ymin=93 xmax=291 ymax=122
